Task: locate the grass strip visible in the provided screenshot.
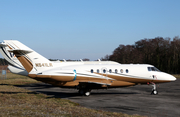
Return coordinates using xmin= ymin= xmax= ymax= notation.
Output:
xmin=0 ymin=73 xmax=144 ymax=117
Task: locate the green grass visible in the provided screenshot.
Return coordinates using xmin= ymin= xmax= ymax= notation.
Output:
xmin=0 ymin=73 xmax=144 ymax=117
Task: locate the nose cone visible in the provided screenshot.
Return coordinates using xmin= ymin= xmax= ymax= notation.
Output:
xmin=161 ymin=72 xmax=176 ymax=81
xmin=153 ymin=72 xmax=176 ymax=83
xmin=169 ymin=75 xmax=176 ymax=81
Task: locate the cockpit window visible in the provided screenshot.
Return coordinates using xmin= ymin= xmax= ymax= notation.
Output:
xmin=148 ymin=67 xmax=151 ymax=71
xmin=147 ymin=67 xmax=161 ymax=72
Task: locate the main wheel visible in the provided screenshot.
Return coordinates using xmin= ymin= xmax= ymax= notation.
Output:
xmin=84 ymin=91 xmax=91 ymax=96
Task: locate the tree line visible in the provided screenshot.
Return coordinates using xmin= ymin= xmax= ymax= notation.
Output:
xmin=1 ymin=36 xmax=180 ymax=74
xmin=0 ymin=58 xmax=8 ymax=66
xmin=103 ymin=36 xmax=180 ymax=74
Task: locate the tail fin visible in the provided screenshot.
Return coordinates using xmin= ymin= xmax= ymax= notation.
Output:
xmin=0 ymin=42 xmax=28 ymax=76
xmin=4 ymin=40 xmax=53 ymax=73
xmin=0 ymin=42 xmax=22 ymax=67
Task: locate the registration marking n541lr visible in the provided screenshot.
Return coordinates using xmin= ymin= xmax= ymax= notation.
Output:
xmin=35 ymin=63 xmax=53 ymax=67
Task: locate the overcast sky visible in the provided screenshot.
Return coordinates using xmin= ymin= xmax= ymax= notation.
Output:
xmin=0 ymin=0 xmax=180 ymax=60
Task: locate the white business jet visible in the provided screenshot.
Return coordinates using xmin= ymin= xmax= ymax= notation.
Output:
xmin=0 ymin=40 xmax=176 ymax=96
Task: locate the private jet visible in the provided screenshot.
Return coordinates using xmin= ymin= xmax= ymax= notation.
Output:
xmin=0 ymin=40 xmax=176 ymax=96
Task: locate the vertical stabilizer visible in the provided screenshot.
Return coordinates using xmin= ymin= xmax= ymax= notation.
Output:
xmin=0 ymin=42 xmax=22 ymax=68
xmin=4 ymin=40 xmax=53 ymax=73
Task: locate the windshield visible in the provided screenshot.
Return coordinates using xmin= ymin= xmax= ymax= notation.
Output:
xmin=147 ymin=67 xmax=161 ymax=72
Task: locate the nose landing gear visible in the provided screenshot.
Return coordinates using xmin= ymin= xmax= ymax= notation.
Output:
xmin=152 ymin=89 xmax=158 ymax=95
xmin=148 ymin=82 xmax=158 ymax=95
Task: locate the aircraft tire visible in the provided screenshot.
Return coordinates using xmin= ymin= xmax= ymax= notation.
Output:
xmin=84 ymin=91 xmax=91 ymax=96
xmin=151 ymin=90 xmax=158 ymax=95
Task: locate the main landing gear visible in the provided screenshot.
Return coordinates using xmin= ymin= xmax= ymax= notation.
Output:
xmin=149 ymin=82 xmax=158 ymax=95
xmin=78 ymin=89 xmax=91 ymax=96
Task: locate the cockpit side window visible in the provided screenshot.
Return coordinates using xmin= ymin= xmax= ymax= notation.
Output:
xmin=151 ymin=67 xmax=156 ymax=71
xmin=148 ymin=67 xmax=161 ymax=72
xmin=153 ymin=67 xmax=161 ymax=72
xmin=148 ymin=67 xmax=152 ymax=71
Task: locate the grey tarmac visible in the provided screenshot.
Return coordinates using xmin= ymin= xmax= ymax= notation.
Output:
xmin=17 ymin=79 xmax=180 ymax=117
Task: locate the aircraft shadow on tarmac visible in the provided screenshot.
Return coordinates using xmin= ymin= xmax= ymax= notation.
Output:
xmin=0 ymin=91 xmax=38 ymax=95
xmin=0 ymin=83 xmax=39 ymax=95
xmin=14 ymin=83 xmax=139 ymax=98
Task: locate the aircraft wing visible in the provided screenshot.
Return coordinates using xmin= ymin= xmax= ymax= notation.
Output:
xmin=78 ymin=81 xmax=111 ymax=89
xmin=82 ymin=81 xmax=111 ymax=85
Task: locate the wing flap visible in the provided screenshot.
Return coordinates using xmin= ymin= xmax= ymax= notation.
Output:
xmin=85 ymin=81 xmax=111 ymax=85
xmin=78 ymin=81 xmax=111 ymax=89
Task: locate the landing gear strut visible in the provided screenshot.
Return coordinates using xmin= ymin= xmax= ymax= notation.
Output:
xmin=150 ymin=82 xmax=158 ymax=95
xmin=78 ymin=89 xmax=91 ymax=96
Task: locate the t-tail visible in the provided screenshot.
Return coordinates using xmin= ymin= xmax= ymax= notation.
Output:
xmin=0 ymin=41 xmax=28 ymax=76
xmin=3 ymin=40 xmax=54 ymax=74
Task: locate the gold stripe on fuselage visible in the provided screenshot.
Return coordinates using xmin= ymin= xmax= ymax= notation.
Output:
xmin=29 ymin=73 xmax=172 ymax=88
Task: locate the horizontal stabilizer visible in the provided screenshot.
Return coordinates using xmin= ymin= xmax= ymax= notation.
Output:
xmin=8 ymin=49 xmax=33 ymax=55
xmin=0 ymin=43 xmax=7 ymax=47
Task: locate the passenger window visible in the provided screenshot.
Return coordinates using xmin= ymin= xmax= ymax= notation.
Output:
xmin=97 ymin=69 xmax=99 ymax=73
xmin=120 ymin=69 xmax=123 ymax=73
xmin=91 ymin=69 xmax=93 ymax=73
xmin=103 ymin=69 xmax=106 ymax=73
xmin=109 ymin=69 xmax=112 ymax=73
xmin=126 ymin=69 xmax=128 ymax=73
xmin=115 ymin=69 xmax=118 ymax=73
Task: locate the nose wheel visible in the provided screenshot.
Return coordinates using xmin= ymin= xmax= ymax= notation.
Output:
xmin=149 ymin=82 xmax=158 ymax=95
xmin=152 ymin=89 xmax=158 ymax=95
